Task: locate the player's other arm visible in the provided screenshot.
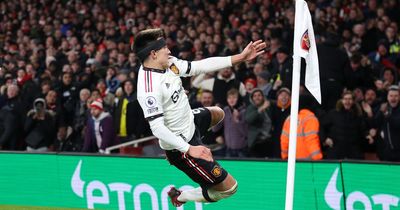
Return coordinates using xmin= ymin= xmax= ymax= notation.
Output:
xmin=148 ymin=116 xmax=190 ymax=152
xmin=138 ymin=92 xmax=213 ymax=161
xmin=148 ymin=117 xmax=213 ymax=161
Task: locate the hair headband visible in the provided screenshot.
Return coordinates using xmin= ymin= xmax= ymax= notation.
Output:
xmin=136 ymin=39 xmax=166 ymax=61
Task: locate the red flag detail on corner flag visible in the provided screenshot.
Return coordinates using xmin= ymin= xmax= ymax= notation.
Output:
xmin=294 ymin=0 xmax=321 ymax=104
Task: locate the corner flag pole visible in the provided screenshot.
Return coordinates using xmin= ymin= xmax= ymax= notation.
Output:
xmin=285 ymin=0 xmax=303 ymax=209
xmin=284 ymin=49 xmax=301 ymax=210
xmin=285 ymin=1 xmax=321 ymax=209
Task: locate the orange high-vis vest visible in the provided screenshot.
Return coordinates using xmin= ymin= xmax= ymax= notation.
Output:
xmin=280 ymin=109 xmax=323 ymax=160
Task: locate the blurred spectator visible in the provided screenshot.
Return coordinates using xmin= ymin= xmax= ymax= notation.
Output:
xmin=245 ymin=88 xmax=272 ymax=157
xmin=271 ymin=46 xmax=293 ymax=89
xmin=54 ymin=126 xmax=78 ymax=152
xmin=0 ymin=109 xmax=18 ymax=150
xmin=368 ymin=39 xmax=397 ymax=71
xmin=69 ymin=88 xmax=91 ymax=149
xmin=114 ymin=80 xmax=150 ymax=143
xmin=256 ymin=71 xmax=273 ymax=98
xmin=192 ymin=67 xmax=245 ymax=107
xmin=214 ymin=89 xmax=248 ymax=158
xmin=378 ymin=67 xmax=398 ymax=91
xmin=375 ymin=85 xmax=400 ymax=161
xmin=281 ymin=94 xmax=322 ymax=160
xmin=45 ymin=90 xmax=65 ymax=128
xmin=24 ymin=98 xmax=56 ymax=152
xmin=385 ymin=26 xmax=400 ymax=57
xmin=105 ymin=67 xmax=120 ymax=94
xmin=1 ymin=84 xmax=24 ymax=149
xmin=17 ymin=69 xmax=40 ymax=109
xmin=321 ymin=91 xmax=367 ymax=159
xmin=269 ymin=87 xmax=291 ymax=158
xmin=318 ymin=33 xmax=352 ymax=111
xmin=2 ymin=84 xmax=25 ymax=117
xmin=83 ymin=99 xmax=116 ymax=153
xmin=362 ymin=88 xmax=382 ymax=115
xmin=345 ymin=53 xmax=374 ymax=90
xmin=191 ymin=89 xmax=215 ymax=109
xmin=243 ymin=78 xmax=257 ymax=106
xmin=56 ymin=72 xmax=78 ymax=126
xmin=360 ymin=88 xmax=380 ymax=159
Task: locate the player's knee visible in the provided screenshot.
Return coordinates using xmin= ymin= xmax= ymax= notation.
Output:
xmin=209 ymin=106 xmax=225 ymax=127
xmin=208 ymin=181 xmax=238 ymax=201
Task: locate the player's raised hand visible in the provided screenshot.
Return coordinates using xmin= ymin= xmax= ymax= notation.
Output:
xmin=232 ymin=40 xmax=268 ymax=65
xmin=241 ymin=40 xmax=267 ymax=61
xmin=187 ymin=145 xmax=214 ymax=162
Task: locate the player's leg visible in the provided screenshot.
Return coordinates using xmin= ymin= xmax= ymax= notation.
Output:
xmin=191 ymin=106 xmax=237 ymax=201
xmin=205 ymin=106 xmax=225 ymax=128
xmin=192 ymin=106 xmax=224 ymax=135
xmin=204 ymin=173 xmax=238 ymax=202
xmin=165 ymin=149 xmax=218 ymax=205
xmin=202 ymin=107 xmax=237 ymax=201
xmin=175 ymin=165 xmax=238 ymax=203
xmin=166 ymin=146 xmax=237 ymax=204
xmin=168 ymin=107 xmax=235 ymax=205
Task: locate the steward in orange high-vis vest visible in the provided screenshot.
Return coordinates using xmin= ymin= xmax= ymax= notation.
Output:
xmin=280 ymin=108 xmax=323 ymax=160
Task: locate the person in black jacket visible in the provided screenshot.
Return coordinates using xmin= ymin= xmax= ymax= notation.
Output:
xmin=321 ymin=91 xmax=367 ymax=159
xmin=1 ymin=84 xmax=25 ymax=150
xmin=268 ymin=87 xmax=291 ymax=158
xmin=0 ymin=109 xmax=18 ymax=150
xmin=55 ymin=72 xmax=78 ymax=126
xmin=114 ymin=80 xmax=150 ymax=143
xmin=375 ymin=85 xmax=400 ymax=161
xmin=24 ymin=98 xmax=56 ymax=152
xmin=317 ymin=33 xmax=352 ymax=111
xmin=271 ymin=46 xmax=293 ymax=89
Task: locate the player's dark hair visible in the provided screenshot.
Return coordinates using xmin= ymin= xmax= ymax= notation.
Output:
xmin=132 ymin=28 xmax=165 ymax=61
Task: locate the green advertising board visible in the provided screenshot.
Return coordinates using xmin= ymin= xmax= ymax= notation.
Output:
xmin=0 ymin=153 xmax=399 ymax=210
xmin=340 ymin=163 xmax=400 ymax=210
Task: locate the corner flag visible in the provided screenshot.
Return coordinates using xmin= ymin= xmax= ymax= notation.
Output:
xmin=293 ymin=0 xmax=321 ymax=104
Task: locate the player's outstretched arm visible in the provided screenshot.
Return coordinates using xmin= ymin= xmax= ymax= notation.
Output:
xmin=231 ymin=40 xmax=267 ymax=65
xmin=173 ymin=40 xmax=267 ymax=77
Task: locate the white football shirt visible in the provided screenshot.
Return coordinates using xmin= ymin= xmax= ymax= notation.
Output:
xmin=137 ymin=56 xmax=232 ymax=151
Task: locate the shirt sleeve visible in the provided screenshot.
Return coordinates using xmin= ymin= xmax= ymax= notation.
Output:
xmin=168 ymin=56 xmax=232 ymax=77
xmin=149 ymin=117 xmax=190 ymax=153
xmin=137 ymin=92 xmax=163 ymax=119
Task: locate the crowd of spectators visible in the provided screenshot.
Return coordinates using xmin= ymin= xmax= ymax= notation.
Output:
xmin=0 ymin=0 xmax=399 ymax=161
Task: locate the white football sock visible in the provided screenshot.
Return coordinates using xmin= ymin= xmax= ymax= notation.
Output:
xmin=178 ymin=187 xmax=207 ymax=202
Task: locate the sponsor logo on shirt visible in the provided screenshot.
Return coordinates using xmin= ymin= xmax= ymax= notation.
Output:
xmin=171 ymin=86 xmax=183 ymax=103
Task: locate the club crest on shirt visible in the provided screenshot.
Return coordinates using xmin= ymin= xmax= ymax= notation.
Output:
xmin=145 ymin=96 xmax=156 ymax=108
xmin=170 ymin=63 xmax=180 ymax=74
xmin=211 ymin=165 xmax=222 ymax=177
